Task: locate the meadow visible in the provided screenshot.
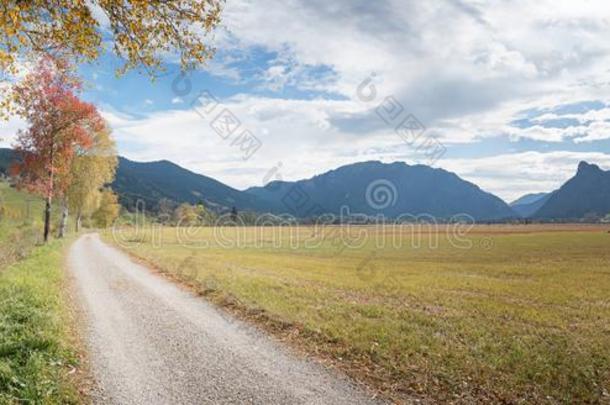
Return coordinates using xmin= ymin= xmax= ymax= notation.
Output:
xmin=107 ymin=223 xmax=610 ymax=403
xmin=0 ymin=182 xmax=44 ymax=269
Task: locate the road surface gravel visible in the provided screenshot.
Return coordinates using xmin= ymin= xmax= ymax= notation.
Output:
xmin=68 ymin=233 xmax=381 ymax=404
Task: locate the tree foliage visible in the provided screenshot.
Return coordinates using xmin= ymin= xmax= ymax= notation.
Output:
xmin=174 ymin=202 xmax=199 ymax=226
xmin=196 ymin=202 xmax=216 ymax=225
xmin=172 ymin=201 xmax=216 ymax=226
xmin=11 ymin=57 xmax=105 ymax=240
xmin=92 ymin=188 xmax=120 ymax=227
xmin=66 ymin=127 xmax=118 ymax=231
xmin=12 ymin=58 xmax=104 ymax=195
xmin=157 ymin=197 xmax=176 ymax=224
xmin=0 ymin=0 xmax=224 ymax=76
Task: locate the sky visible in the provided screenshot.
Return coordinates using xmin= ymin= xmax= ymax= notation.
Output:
xmin=2 ymin=0 xmax=610 ymax=203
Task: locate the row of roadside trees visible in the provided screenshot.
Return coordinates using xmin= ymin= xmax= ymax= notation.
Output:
xmin=1 ymin=1 xmax=227 ymax=242
xmin=8 ymin=57 xmax=119 ymax=241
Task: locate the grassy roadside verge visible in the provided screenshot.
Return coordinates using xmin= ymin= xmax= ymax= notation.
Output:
xmin=0 ymin=239 xmax=80 ymax=404
xmin=0 ymin=181 xmax=86 ymax=403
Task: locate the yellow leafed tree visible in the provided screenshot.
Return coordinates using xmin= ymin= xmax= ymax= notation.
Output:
xmin=0 ymin=0 xmax=224 ymax=118
xmin=92 ymin=188 xmax=121 ymax=228
xmin=173 ymin=203 xmax=199 ymax=226
xmin=65 ymin=127 xmax=118 ymax=233
xmin=0 ymin=0 xmax=224 ymax=75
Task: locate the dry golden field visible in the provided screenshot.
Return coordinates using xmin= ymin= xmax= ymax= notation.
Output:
xmin=106 ymin=223 xmax=610 ymax=403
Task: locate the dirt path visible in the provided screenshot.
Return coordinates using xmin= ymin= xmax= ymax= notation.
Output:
xmin=68 ymin=234 xmax=380 ymax=404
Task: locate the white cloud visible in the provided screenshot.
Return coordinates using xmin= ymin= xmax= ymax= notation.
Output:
xmin=104 ymin=92 xmax=610 ymax=203
xmin=443 ymin=151 xmax=610 ymax=202
xmin=103 ymin=95 xmax=367 ymax=188
xmin=6 ymin=0 xmax=610 ymax=204
xmin=0 ymin=116 xmax=25 ymax=148
xmin=574 ymin=120 xmax=610 ymax=142
xmin=214 ymin=0 xmax=610 ymax=146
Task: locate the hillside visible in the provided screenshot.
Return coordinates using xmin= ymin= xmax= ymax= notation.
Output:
xmin=0 ymin=148 xmax=14 ymax=176
xmin=1 ymin=150 xmax=272 ymax=213
xmin=247 ymin=161 xmax=516 ymax=221
xmin=534 ymin=162 xmax=610 ymax=220
xmin=511 ymin=193 xmax=549 ymax=206
xmin=510 ymin=192 xmax=552 ymax=218
xmin=113 ymin=157 xmax=276 ymax=213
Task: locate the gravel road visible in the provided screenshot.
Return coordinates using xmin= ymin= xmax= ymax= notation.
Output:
xmin=68 ymin=234 xmax=380 ymax=404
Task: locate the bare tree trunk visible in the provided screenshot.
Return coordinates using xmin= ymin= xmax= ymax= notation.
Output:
xmin=58 ymin=200 xmax=68 ymax=238
xmin=44 ymin=144 xmax=55 ymax=243
xmin=75 ymin=210 xmax=82 ymax=233
xmin=43 ymin=195 xmax=51 ymax=243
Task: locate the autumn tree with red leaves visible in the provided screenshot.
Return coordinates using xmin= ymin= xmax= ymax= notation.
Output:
xmin=11 ymin=58 xmax=105 ymax=242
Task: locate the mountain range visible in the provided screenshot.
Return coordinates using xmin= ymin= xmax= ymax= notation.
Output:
xmin=113 ymin=157 xmax=278 ymax=213
xmin=246 ymin=161 xmax=514 ymax=220
xmin=1 ymin=147 xmax=609 ymax=221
